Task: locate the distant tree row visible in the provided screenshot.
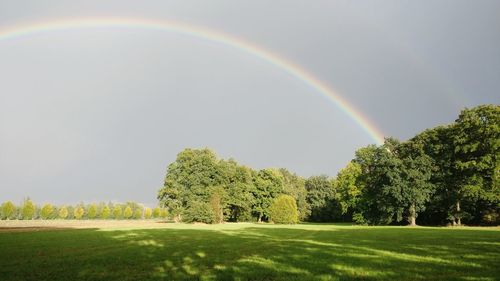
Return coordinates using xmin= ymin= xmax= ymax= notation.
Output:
xmin=0 ymin=200 xmax=168 ymax=220
xmin=158 ymin=105 xmax=499 ymax=225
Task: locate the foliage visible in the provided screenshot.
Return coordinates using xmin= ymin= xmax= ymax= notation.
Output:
xmin=183 ymin=201 xmax=214 ymax=224
xmin=268 ymin=195 xmax=299 ymax=224
xmin=40 ymin=204 xmax=55 ymax=220
xmin=58 ymin=206 xmax=69 ymax=219
xmin=74 ymin=207 xmax=85 ymax=220
xmin=123 ymin=206 xmax=133 ymax=219
xmin=305 ymin=175 xmax=340 ymax=222
xmin=1 ymin=201 xmax=16 ymax=220
xmin=113 ymin=205 xmax=123 ymax=219
xmin=101 ymin=206 xmax=111 ymax=219
xmin=87 ymin=204 xmax=98 ymax=219
xmin=152 ymin=207 xmax=161 ymax=219
xmin=144 ymin=208 xmax=152 ymax=219
xmin=21 ymin=199 xmax=36 ymax=220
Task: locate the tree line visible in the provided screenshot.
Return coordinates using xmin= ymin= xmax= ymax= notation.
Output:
xmin=0 ymin=200 xmax=168 ymax=220
xmin=157 ymin=105 xmax=499 ymax=225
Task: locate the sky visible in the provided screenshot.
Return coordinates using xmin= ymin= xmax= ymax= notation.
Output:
xmin=0 ymin=1 xmax=499 ymax=206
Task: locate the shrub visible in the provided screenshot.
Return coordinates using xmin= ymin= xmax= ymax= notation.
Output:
xmin=58 ymin=206 xmax=69 ymax=219
xmin=40 ymin=204 xmax=54 ymax=220
xmin=1 ymin=201 xmax=16 ymax=220
xmin=269 ymin=195 xmax=298 ymax=224
xmin=144 ymin=207 xmax=152 ymax=219
xmin=160 ymin=208 xmax=169 ymax=219
xmin=183 ymin=201 xmax=214 ymax=223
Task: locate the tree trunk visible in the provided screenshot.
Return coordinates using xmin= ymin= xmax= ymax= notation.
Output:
xmin=258 ymin=214 xmax=262 ymax=223
xmin=409 ymin=203 xmax=417 ymax=226
xmin=456 ymin=200 xmax=461 ymax=226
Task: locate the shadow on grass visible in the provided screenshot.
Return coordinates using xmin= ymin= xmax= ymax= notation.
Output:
xmin=0 ymin=225 xmax=499 ymax=281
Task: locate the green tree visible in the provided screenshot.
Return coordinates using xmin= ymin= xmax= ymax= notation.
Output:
xmin=1 ymin=201 xmax=16 ymax=220
xmin=74 ymin=207 xmax=85 ymax=220
xmin=21 ymin=199 xmax=36 ymax=220
xmin=87 ymin=204 xmax=98 ymax=219
xmin=333 ymin=162 xmax=362 ymax=220
xmin=58 ymin=206 xmax=69 ymax=219
xmin=451 ymin=105 xmax=500 ymax=225
xmin=305 ymin=175 xmax=340 ymax=222
xmin=40 ymin=204 xmax=54 ymax=220
xmin=152 ymin=207 xmax=161 ymax=219
xmin=160 ymin=208 xmax=169 ymax=219
xmin=278 ymin=168 xmax=309 ymax=221
xmin=252 ymin=169 xmax=285 ymax=222
xmin=133 ymin=208 xmax=143 ymax=219
xmin=158 ymin=148 xmax=225 ymax=221
xmin=101 ymin=206 xmax=111 ymax=219
xmin=113 ymin=205 xmax=123 ymax=219
xmin=209 ymin=187 xmax=226 ymax=224
xmin=123 ymin=206 xmax=133 ymax=219
xmin=269 ymin=195 xmax=299 ymax=224
xmin=183 ymin=201 xmax=214 ymax=223
xmin=144 ymin=207 xmax=152 ymax=219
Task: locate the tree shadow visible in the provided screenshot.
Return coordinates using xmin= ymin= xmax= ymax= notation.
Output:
xmin=0 ymin=225 xmax=499 ymax=280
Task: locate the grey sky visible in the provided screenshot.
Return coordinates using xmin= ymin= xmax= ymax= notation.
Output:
xmin=1 ymin=1 xmax=499 ymax=206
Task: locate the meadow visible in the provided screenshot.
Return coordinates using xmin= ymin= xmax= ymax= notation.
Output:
xmin=0 ymin=222 xmax=499 ymax=281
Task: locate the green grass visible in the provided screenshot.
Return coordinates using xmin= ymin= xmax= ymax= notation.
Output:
xmin=1 ymin=223 xmax=499 ymax=281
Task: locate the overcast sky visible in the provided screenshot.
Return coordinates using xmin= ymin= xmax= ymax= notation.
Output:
xmin=1 ymin=1 xmax=499 ymax=206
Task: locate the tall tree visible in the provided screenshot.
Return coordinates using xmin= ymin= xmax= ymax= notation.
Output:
xmin=252 ymin=169 xmax=285 ymax=222
xmin=305 ymin=175 xmax=340 ymax=222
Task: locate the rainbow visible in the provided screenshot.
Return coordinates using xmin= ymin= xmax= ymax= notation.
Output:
xmin=0 ymin=17 xmax=385 ymax=144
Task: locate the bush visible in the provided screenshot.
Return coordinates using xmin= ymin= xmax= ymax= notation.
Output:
xmin=1 ymin=201 xmax=16 ymax=220
xmin=40 ymin=204 xmax=54 ymax=220
xmin=269 ymin=195 xmax=298 ymax=224
xmin=183 ymin=201 xmax=214 ymax=223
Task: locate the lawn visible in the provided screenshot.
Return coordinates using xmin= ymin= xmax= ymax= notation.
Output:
xmin=0 ymin=222 xmax=499 ymax=281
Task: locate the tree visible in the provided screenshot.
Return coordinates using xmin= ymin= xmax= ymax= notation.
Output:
xmin=87 ymin=204 xmax=98 ymax=219
xmin=40 ymin=204 xmax=54 ymax=220
xmin=113 ymin=205 xmax=123 ymax=219
xmin=123 ymin=206 xmax=133 ymax=219
xmin=451 ymin=105 xmax=500 ymax=225
xmin=160 ymin=208 xmax=169 ymax=219
xmin=21 ymin=199 xmax=35 ymax=220
xmin=101 ymin=206 xmax=111 ymax=219
xmin=58 ymin=206 xmax=69 ymax=219
xmin=152 ymin=207 xmax=161 ymax=219
xmin=144 ymin=207 xmax=152 ymax=219
xmin=158 ymin=148 xmax=225 ymax=222
xmin=1 ymin=201 xmax=16 ymax=220
xmin=305 ymin=175 xmax=340 ymax=222
xmin=183 ymin=201 xmax=214 ymax=223
xmin=269 ymin=195 xmax=298 ymax=224
xmin=278 ymin=168 xmax=309 ymax=221
xmin=209 ymin=187 xmax=226 ymax=224
xmin=333 ymin=162 xmax=362 ymax=220
xmin=74 ymin=207 xmax=85 ymax=220
xmin=133 ymin=208 xmax=143 ymax=219
xmin=252 ymin=169 xmax=285 ymax=222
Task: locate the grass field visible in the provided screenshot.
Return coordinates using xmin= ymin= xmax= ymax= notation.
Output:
xmin=0 ymin=221 xmax=499 ymax=281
